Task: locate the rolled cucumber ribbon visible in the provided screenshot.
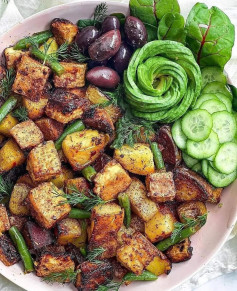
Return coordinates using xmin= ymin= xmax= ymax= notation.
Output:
xmin=124 ymin=40 xmax=202 ymax=122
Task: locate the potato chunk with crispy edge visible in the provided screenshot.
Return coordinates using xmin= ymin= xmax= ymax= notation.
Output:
xmin=55 ymin=218 xmax=81 ymax=246
xmin=0 ymin=205 xmax=10 ymax=233
xmin=51 ymin=18 xmax=78 ymax=45
xmin=4 ymin=47 xmax=27 ymax=69
xmin=165 ymin=238 xmax=193 ymax=263
xmin=0 ymin=113 xmax=18 ymax=137
xmin=9 ymin=183 xmax=31 ymax=216
xmin=35 ymin=117 xmax=64 ymax=141
xmin=22 ymin=95 xmax=48 ymax=120
xmin=0 ymin=233 xmax=20 ymax=266
xmin=177 ymin=201 xmax=207 ymax=224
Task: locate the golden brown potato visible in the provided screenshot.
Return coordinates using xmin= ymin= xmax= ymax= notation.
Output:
xmin=0 ymin=234 xmax=20 ymax=266
xmin=16 ymin=174 xmax=38 ymax=188
xmin=35 ymin=118 xmax=64 ymax=141
xmin=62 ymin=129 xmax=109 ymax=171
xmin=50 ymin=165 xmax=74 ymax=188
xmin=22 ymin=95 xmax=48 ymax=120
xmin=28 ymin=182 xmax=71 ymax=229
xmin=27 ymin=141 xmax=62 ymax=183
xmin=146 ymin=250 xmax=172 ymax=276
xmin=0 ymin=139 xmax=25 ymax=173
xmin=67 ymin=87 xmax=87 ymax=98
xmin=39 ymin=37 xmax=58 ymax=54
xmin=51 ymin=18 xmax=78 ymax=45
xmin=65 ymin=177 xmax=90 ymax=195
xmin=207 ymin=187 xmax=223 ymax=204
xmin=114 ymin=143 xmax=155 ymax=176
xmin=0 ymin=113 xmax=18 ymax=137
xmin=12 ymin=55 xmax=50 ymax=101
xmin=165 ymin=238 xmax=193 ymax=263
xmin=0 ymin=205 xmax=10 ymax=233
xmin=88 ymin=203 xmax=124 ymax=259
xmin=177 ymin=201 xmax=207 ymax=224
xmin=93 ymin=160 xmax=132 ymax=201
xmin=71 ymin=220 xmax=88 ymax=248
xmin=56 ymin=218 xmax=81 ymax=245
xmin=9 ymin=183 xmax=31 ymax=216
xmin=4 ymin=47 xmax=27 ymax=69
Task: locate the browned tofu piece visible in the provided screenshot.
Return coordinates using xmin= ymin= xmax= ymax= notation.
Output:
xmin=67 ymin=87 xmax=87 ymax=98
xmin=4 ymin=47 xmax=27 ymax=69
xmin=56 ymin=218 xmax=81 ymax=245
xmin=10 ymin=120 xmax=44 ymax=150
xmin=0 ymin=234 xmax=20 ymax=266
xmin=93 ymin=160 xmax=132 ymax=201
xmin=146 ymin=172 xmax=176 ymax=203
xmin=28 ymin=182 xmax=71 ymax=229
xmin=173 ymin=167 xmax=213 ymax=201
xmin=88 ymin=203 xmax=124 ymax=259
xmin=12 ymin=55 xmax=50 ymax=101
xmin=53 ymin=62 xmax=87 ymax=88
xmin=166 ymin=238 xmax=193 ymax=263
xmin=35 ymin=118 xmax=64 ymax=141
xmin=45 ymin=89 xmax=90 ymax=124
xmin=22 ymin=95 xmax=48 ymax=120
xmin=27 ymin=141 xmax=62 ymax=183
xmin=0 ymin=205 xmax=10 ymax=233
xmin=9 ymin=183 xmax=31 ymax=216
xmin=8 ymin=215 xmax=28 ymax=231
xmin=51 ymin=18 xmax=78 ymax=45
xmin=17 ymin=173 xmax=38 ymax=188
xmin=65 ymin=177 xmax=90 ymax=195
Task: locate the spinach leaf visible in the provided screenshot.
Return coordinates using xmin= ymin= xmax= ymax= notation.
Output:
xmin=155 ymin=0 xmax=180 ymax=20
xmin=158 ymin=12 xmax=186 ymax=44
xmin=185 ymin=3 xmax=235 ymax=68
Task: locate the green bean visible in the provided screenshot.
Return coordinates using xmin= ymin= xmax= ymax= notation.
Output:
xmin=150 ymin=142 xmax=165 ymax=169
xmin=9 ymin=226 xmax=34 ymax=273
xmin=156 ymin=226 xmax=197 ymax=251
xmin=0 ymin=95 xmax=18 ymax=123
xmin=69 ymin=208 xmax=91 ymax=219
xmin=81 ymin=166 xmax=97 ymax=182
xmin=13 ymin=30 xmax=53 ymax=50
xmin=123 ymin=270 xmax=158 ymax=281
xmin=118 ymin=193 xmax=131 ymax=228
xmin=79 ymin=246 xmax=87 ymax=257
xmin=55 ymin=120 xmax=85 ymax=150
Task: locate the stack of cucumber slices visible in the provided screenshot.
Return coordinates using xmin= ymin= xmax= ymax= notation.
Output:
xmin=172 ymin=67 xmax=237 ymax=188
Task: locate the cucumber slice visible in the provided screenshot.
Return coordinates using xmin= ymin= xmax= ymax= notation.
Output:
xmin=202 ymin=160 xmax=208 ymax=177
xmin=200 ymin=99 xmax=227 ymax=114
xmin=182 ymin=152 xmax=199 ymax=168
xmin=192 ymin=162 xmax=202 ymax=175
xmin=214 ymin=142 xmax=237 ymax=174
xmin=212 ymin=111 xmax=237 ymax=143
xmin=201 ymin=66 xmax=227 ymax=89
xmin=215 ymin=93 xmax=232 ymax=113
xmin=202 ymin=81 xmax=232 ymax=100
xmin=172 ymin=120 xmax=187 ymax=150
xmin=181 ymin=109 xmax=213 ymax=142
xmin=187 ymin=131 xmax=220 ymax=159
xmin=207 ymin=154 xmax=215 ymax=161
xmin=193 ymin=93 xmax=218 ymax=109
xmin=208 ymin=166 xmax=237 ymax=187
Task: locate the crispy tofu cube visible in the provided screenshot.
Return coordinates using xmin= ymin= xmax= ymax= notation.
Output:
xmin=0 ymin=205 xmax=10 ymax=233
xmin=51 ymin=18 xmax=78 ymax=45
xmin=45 ymin=89 xmax=90 ymax=124
xmin=65 ymin=177 xmax=90 ymax=195
xmin=27 ymin=141 xmax=62 ymax=182
xmin=0 ymin=113 xmax=18 ymax=137
xmin=12 ymin=55 xmax=50 ymax=101
xmin=93 ymin=160 xmax=131 ymax=201
xmin=54 ymin=62 xmax=87 ymax=88
xmin=28 ymin=182 xmax=71 ymax=229
xmin=67 ymin=87 xmax=87 ymax=98
xmin=10 ymin=120 xmax=44 ymax=150
xmin=50 ymin=165 xmax=74 ymax=188
xmin=88 ymin=203 xmax=124 ymax=259
xmin=22 ymin=95 xmax=48 ymax=120
xmin=56 ymin=218 xmax=81 ymax=245
xmin=9 ymin=183 xmax=31 ymax=216
xmin=124 ymin=178 xmax=158 ymax=222
xmin=62 ymin=129 xmax=109 ymax=171
xmin=17 ymin=173 xmax=38 ymax=188
xmin=4 ymin=47 xmax=27 ymax=69
xmin=0 ymin=139 xmax=25 ymax=173
xmin=0 ymin=234 xmax=20 ymax=266
xmin=35 ymin=118 xmax=64 ymax=141
xmin=146 ymin=172 xmax=176 ymax=203
xmin=165 ymin=238 xmax=193 ymax=263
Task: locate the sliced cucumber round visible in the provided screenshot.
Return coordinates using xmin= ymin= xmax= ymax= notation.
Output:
xmin=208 ymin=166 xmax=237 ymax=188
xmin=202 ymin=160 xmax=208 ymax=177
xmin=172 ymin=120 xmax=187 ymax=150
xmin=212 ymin=111 xmax=237 ymax=143
xmin=215 ymin=93 xmax=232 ymax=113
xmin=201 ymin=66 xmax=227 ymax=89
xmin=214 ymin=142 xmax=237 ymax=174
xmin=193 ymin=93 xmax=218 ymax=109
xmin=200 ymin=99 xmax=226 ymax=114
xmin=181 ymin=109 xmax=213 ymax=142
xmin=182 ymin=152 xmax=199 ymax=168
xmin=192 ymin=162 xmax=202 ymax=175
xmin=202 ymin=81 xmax=232 ymax=100
xmin=187 ymin=131 xmax=219 ymax=159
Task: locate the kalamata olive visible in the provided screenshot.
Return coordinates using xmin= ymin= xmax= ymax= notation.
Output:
xmin=87 ymin=60 xmax=108 ymax=70
xmin=86 ymin=66 xmax=120 ymax=89
xmin=75 ymin=26 xmax=100 ymax=53
xmin=88 ymin=30 xmax=121 ymax=61
xmin=124 ymin=16 xmax=147 ymax=48
xmin=112 ymin=42 xmax=132 ymax=74
xmin=101 ymin=16 xmax=120 ymax=33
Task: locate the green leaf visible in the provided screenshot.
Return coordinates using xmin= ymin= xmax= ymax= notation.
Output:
xmin=77 ymin=19 xmax=95 ymax=28
xmin=155 ymin=0 xmax=180 ymax=20
xmin=185 ymin=3 xmax=235 ymax=68
xmin=158 ymin=12 xmax=186 ymax=44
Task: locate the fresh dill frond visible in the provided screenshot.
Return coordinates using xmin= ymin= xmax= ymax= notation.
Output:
xmin=96 ymin=280 xmax=122 ymax=291
xmin=0 ymin=68 xmax=15 ymax=100
xmin=12 ymin=106 xmax=28 ymax=122
xmin=93 ymin=2 xmax=108 ymax=23
xmin=0 ymin=175 xmax=14 ymax=201
xmin=102 ymin=84 xmax=124 ymax=108
xmin=86 ymin=247 xmax=105 ymax=264
xmin=69 ymin=42 xmax=90 ymax=63
xmin=42 ymin=268 xmax=79 ymax=284
xmin=56 ymin=42 xmax=70 ymax=60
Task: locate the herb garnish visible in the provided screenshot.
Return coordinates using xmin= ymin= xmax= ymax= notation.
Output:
xmin=69 ymin=42 xmax=90 ymax=63
xmin=0 ymin=68 xmax=15 ymax=100
xmin=93 ymin=2 xmax=108 ymax=24
xmin=86 ymin=247 xmax=105 ymax=264
xmin=42 ymin=268 xmax=79 ymax=284
xmin=0 ymin=175 xmax=14 ymax=201
xmin=12 ymin=106 xmax=28 ymax=122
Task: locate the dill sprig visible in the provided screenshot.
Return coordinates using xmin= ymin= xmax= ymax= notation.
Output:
xmin=0 ymin=175 xmax=14 ymax=201
xmin=42 ymin=268 xmax=79 ymax=284
xmin=93 ymin=2 xmax=108 ymax=24
xmin=12 ymin=106 xmax=28 ymax=122
xmin=102 ymin=84 xmax=124 ymax=107
xmin=0 ymin=68 xmax=15 ymax=100
xmin=69 ymin=42 xmax=90 ymax=63
xmin=86 ymin=247 xmax=105 ymax=264
xmin=96 ymin=280 xmax=122 ymax=291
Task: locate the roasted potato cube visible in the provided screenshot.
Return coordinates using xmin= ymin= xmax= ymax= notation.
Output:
xmin=165 ymin=238 xmax=193 ymax=263
xmin=177 ymin=201 xmax=207 ymax=224
xmin=71 ymin=220 xmax=87 ymax=248
xmin=17 ymin=173 xmax=38 ymax=188
xmin=0 ymin=234 xmax=20 ymax=266
xmin=62 ymin=129 xmax=109 ymax=171
xmin=173 ymin=167 xmax=213 ymax=201
xmin=22 ymin=95 xmax=48 ymax=120
xmin=12 ymin=55 xmax=50 ymax=101
xmin=8 ymin=215 xmax=28 ymax=231
xmin=146 ymin=250 xmax=171 ymax=276
xmin=35 ymin=118 xmax=64 ymax=141
xmin=49 ymin=165 xmax=74 ymax=188
xmin=51 ymin=18 xmax=78 ymax=45
xmin=28 ymin=182 xmax=71 ymax=229
xmin=146 ymin=172 xmax=176 ymax=203
xmin=35 ymin=253 xmax=75 ymax=278
xmin=88 ymin=203 xmax=124 ymax=259
xmin=10 ymin=119 xmax=44 ymax=150
xmin=207 ymin=187 xmax=223 ymax=204
xmin=0 ymin=205 xmax=10 ymax=233
xmin=0 ymin=139 xmax=25 ymax=173
xmin=45 ymin=89 xmax=90 ymax=124
xmin=0 ymin=113 xmax=18 ymax=137
xmin=54 ymin=62 xmax=87 ymax=88
xmin=67 ymin=87 xmax=87 ymax=98
xmin=39 ymin=37 xmax=58 ymax=54
xmin=22 ymin=221 xmax=53 ymax=250
xmin=27 ymin=141 xmax=62 ymax=182
xmin=93 ymin=160 xmax=131 ymax=201
xmin=56 ymin=218 xmax=81 ymax=245
xmin=65 ymin=177 xmax=90 ymax=194
xmin=124 ymin=178 xmax=158 ymax=222
xmin=86 ymin=85 xmax=122 ymax=123
xmin=114 ymin=143 xmax=155 ymax=176
xmin=130 ymin=214 xmax=145 ymax=234
xmin=9 ymin=183 xmax=31 ymax=216
xmin=4 ymin=47 xmax=27 ymax=69
xmin=145 ymin=204 xmax=177 ymax=243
